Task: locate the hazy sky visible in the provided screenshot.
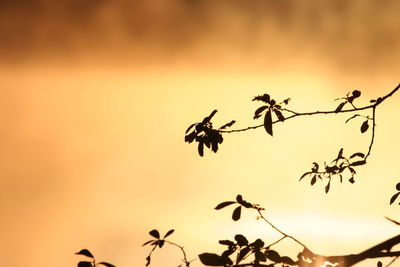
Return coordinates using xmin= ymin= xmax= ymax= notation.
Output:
xmin=0 ymin=1 xmax=399 ymax=267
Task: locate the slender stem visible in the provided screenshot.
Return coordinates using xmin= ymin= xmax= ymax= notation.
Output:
xmin=255 ymin=208 xmax=314 ymax=254
xmin=365 ymin=106 xmax=376 ymax=161
xmin=164 ymin=240 xmax=192 ymax=267
xmin=385 ymin=256 xmax=399 ymax=267
xmin=219 ymin=83 xmax=400 ymax=134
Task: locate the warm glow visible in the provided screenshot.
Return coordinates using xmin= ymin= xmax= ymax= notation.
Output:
xmin=1 ymin=2 xmax=399 ymax=267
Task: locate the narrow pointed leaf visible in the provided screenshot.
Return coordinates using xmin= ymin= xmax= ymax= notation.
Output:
xmin=219 ymin=120 xmax=236 ymax=130
xmin=350 ymin=160 xmax=366 ymax=166
xmin=335 ymin=102 xmax=346 ymax=113
xmin=274 ymin=110 xmax=285 ymax=122
xmin=254 ymin=106 xmax=268 ymax=119
xmin=185 ymin=123 xmax=197 ymax=134
xmin=325 ymin=182 xmax=330 ymax=194
xmin=237 ymin=247 xmax=251 ymax=263
xmin=149 ymin=229 xmax=160 ymax=239
xmin=311 ymin=175 xmax=317 ymax=185
xmin=350 ymin=152 xmax=365 ymax=159
xmin=232 ymin=206 xmax=242 ymax=221
xmin=164 ymin=229 xmax=175 ymax=238
xmin=215 ymin=201 xmax=236 ymax=210
xmin=76 ymin=249 xmax=94 ymax=258
xmin=299 ymin=172 xmax=310 ymax=181
xmin=345 ymin=114 xmax=358 ymax=123
xmin=390 ymin=192 xmax=400 ymax=205
xmin=264 ymin=110 xmax=273 ymax=136
xmin=202 ymin=110 xmax=218 ymax=124
xmin=198 ymin=141 xmax=204 ymax=157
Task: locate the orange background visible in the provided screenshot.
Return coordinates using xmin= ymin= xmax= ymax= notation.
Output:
xmin=0 ymin=1 xmax=399 ymax=267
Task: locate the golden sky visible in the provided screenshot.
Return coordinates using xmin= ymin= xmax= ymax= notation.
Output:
xmin=0 ymin=1 xmax=399 ymax=267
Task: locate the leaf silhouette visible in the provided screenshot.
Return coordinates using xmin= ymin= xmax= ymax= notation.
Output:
xmin=76 ymin=249 xmax=94 ymax=258
xmin=352 ymin=90 xmax=361 ymax=98
xmin=325 ymin=181 xmax=331 ymax=194
xmin=397 ymin=182 xmax=400 ymax=191
xmin=360 ymin=120 xmax=369 ymax=133
xmin=263 ymin=109 xmax=273 ymax=136
xmin=311 ymin=175 xmax=317 ymax=185
xmin=280 ymin=256 xmax=296 ymax=265
xmin=185 ymin=123 xmax=196 ymax=134
xmin=98 ymin=262 xmax=116 ymax=267
xmin=235 ymin=234 xmax=249 ymax=246
xmin=265 ymin=250 xmax=281 ymax=262
xmin=219 ymin=120 xmax=236 ymax=130
xmin=237 ymin=247 xmax=251 ymax=263
xmin=202 ymin=110 xmax=218 ymax=124
xmin=198 ymin=141 xmax=204 ymax=157
xmin=335 ymin=102 xmax=346 ymax=113
xmin=390 ymin=192 xmax=400 ymax=205
xmin=199 ymin=253 xmax=226 ymax=266
xmin=350 ymin=152 xmax=365 ymax=159
xmin=142 ymin=240 xmax=154 ymax=246
xmin=149 ymin=229 xmax=160 ymax=239
xmin=274 ymin=110 xmax=285 ymax=122
xmin=350 ymin=160 xmax=366 ymax=166
xmin=299 ymin=172 xmax=310 ymax=181
xmin=232 ymin=206 xmax=242 ymax=221
xmin=254 ymin=105 xmax=268 ymax=119
xmin=215 ymin=201 xmax=236 ymax=210
xmin=164 ymin=229 xmax=175 ymax=238
xmin=78 ymin=261 xmax=93 ymax=267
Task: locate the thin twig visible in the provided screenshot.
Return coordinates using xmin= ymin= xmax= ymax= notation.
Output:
xmin=165 ymin=240 xmax=193 ymax=267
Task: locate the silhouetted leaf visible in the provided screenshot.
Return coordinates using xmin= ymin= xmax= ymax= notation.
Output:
xmin=299 ymin=172 xmax=310 ymax=181
xmin=255 ymin=251 xmax=267 ymax=262
xmin=211 ymin=139 xmax=218 ymax=153
xmin=221 ymin=248 xmax=235 ymax=258
xmin=280 ymin=256 xmax=296 ymax=265
xmin=98 ymin=262 xmax=116 ymax=267
xmin=338 ymin=148 xmax=343 ymax=159
xmin=241 ymin=201 xmax=253 ymax=208
xmin=274 ymin=110 xmax=285 ymax=122
xmin=370 ymin=99 xmax=377 ymax=103
xmin=325 ymin=181 xmax=330 ymax=194
xmin=252 ymin=239 xmax=264 ymax=249
xmin=397 ymin=183 xmax=400 ymax=191
xmin=219 ymin=120 xmax=236 ymax=129
xmin=311 ymin=175 xmax=317 ymax=186
xmin=219 ymin=240 xmax=235 ymax=246
xmin=265 ymin=250 xmax=281 ymax=263
xmin=76 ymin=249 xmax=94 ymax=258
xmin=390 ymin=192 xmax=400 ymax=205
xmin=352 ymin=90 xmax=361 ymax=98
xmin=377 ymin=261 xmax=382 ymax=267
xmin=254 ymin=106 xmax=268 ymax=119
xmin=215 ymin=201 xmax=236 ymax=210
xmin=185 ymin=123 xmax=197 ymax=134
xmin=311 ymin=162 xmax=319 ymax=172
xmin=142 ymin=240 xmax=154 ymax=246
xmin=236 ymin=194 xmax=244 ymax=204
xmin=145 ymin=256 xmax=151 ymax=266
xmin=360 ymin=120 xmax=369 ymax=133
xmin=350 ymin=152 xmax=365 ymax=159
xmin=202 ymin=110 xmax=218 ymax=124
xmin=235 ymin=234 xmax=248 ymax=246
xmin=253 ymin=94 xmax=270 ymax=103
xmin=185 ymin=131 xmax=197 ymax=143
xmin=198 ymin=141 xmax=204 ymax=157
xmin=78 ymin=261 xmax=92 ymax=267
xmin=350 ymin=160 xmax=366 ymax=166
xmin=348 ymin=167 xmax=356 ymax=174
xmin=158 ymin=239 xmax=164 ymax=248
xmin=264 ymin=110 xmax=273 ymax=136
xmin=199 ymin=253 xmax=226 ymax=266
xmin=237 ymin=247 xmax=251 ymax=263
xmin=164 ymin=229 xmax=175 ymax=238
xmin=232 ymin=206 xmax=242 ymax=221
xmin=335 ymin=102 xmax=346 ymax=113
xmin=149 ymin=230 xmax=160 ymax=239
xmin=349 ymin=177 xmax=355 ymax=184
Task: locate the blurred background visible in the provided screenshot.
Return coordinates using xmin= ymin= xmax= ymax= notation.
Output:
xmin=0 ymin=1 xmax=399 ymax=267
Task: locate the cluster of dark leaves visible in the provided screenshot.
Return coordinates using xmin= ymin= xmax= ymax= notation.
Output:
xmin=199 ymin=195 xmax=296 ymax=266
xmin=142 ymin=229 xmax=175 ymax=266
xmin=75 ymin=249 xmax=115 ymax=267
xmin=199 ymin=235 xmax=296 ymax=267
xmin=390 ymin=182 xmax=400 ymax=205
xmin=215 ymin=194 xmax=262 ymax=221
xmin=252 ymin=94 xmax=290 ymax=136
xmin=334 ymin=90 xmax=362 ymax=112
xmin=185 ymin=110 xmax=235 ymax=156
xmin=299 ymin=148 xmax=366 ymax=193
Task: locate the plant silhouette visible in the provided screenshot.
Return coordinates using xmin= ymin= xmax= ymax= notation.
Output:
xmin=76 ymin=85 xmax=400 ymax=267
xmin=142 ymin=85 xmax=400 ymax=267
